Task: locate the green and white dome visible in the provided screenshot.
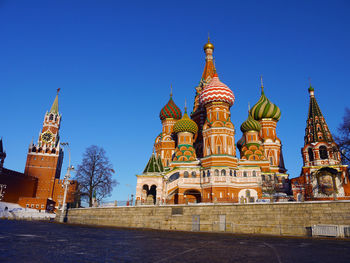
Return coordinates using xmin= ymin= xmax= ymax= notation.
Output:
xmin=240 ymin=113 xmax=261 ymax=133
xmin=250 ymin=88 xmax=281 ymax=121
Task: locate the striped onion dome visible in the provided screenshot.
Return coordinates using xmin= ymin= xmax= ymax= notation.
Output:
xmin=236 ymin=136 xmax=245 ymax=151
xmin=159 ymin=96 xmax=182 ymax=120
xmin=173 ymin=109 xmax=198 ymax=134
xmin=250 ymin=89 xmax=281 ymax=121
xmin=240 ymin=113 xmax=261 ymax=133
xmin=199 ymin=73 xmax=235 ymax=107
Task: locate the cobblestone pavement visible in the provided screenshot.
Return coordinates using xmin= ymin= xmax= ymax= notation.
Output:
xmin=0 ymin=220 xmax=350 ymax=263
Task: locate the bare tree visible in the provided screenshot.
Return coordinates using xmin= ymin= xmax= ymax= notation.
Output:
xmin=335 ymin=108 xmax=350 ymax=166
xmin=75 ymin=145 xmax=117 ymax=207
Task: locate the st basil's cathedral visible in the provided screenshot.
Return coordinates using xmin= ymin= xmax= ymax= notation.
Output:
xmin=135 ymin=39 xmax=291 ymax=205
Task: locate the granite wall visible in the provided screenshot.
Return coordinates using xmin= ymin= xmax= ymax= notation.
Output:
xmin=61 ymin=201 xmax=350 ymax=237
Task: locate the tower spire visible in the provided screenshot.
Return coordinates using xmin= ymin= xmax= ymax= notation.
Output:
xmin=50 ymin=89 xmax=60 ymax=114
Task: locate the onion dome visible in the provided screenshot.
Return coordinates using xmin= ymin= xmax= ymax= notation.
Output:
xmin=240 ymin=113 xmax=261 ymax=133
xmin=250 ymin=84 xmax=281 ymax=121
xmin=203 ymin=38 xmax=214 ymax=51
xmin=159 ymin=96 xmax=182 ymax=120
xmin=236 ymin=136 xmax=245 ymax=151
xmin=173 ymin=108 xmax=198 ymax=134
xmin=199 ymin=72 xmax=235 ymax=106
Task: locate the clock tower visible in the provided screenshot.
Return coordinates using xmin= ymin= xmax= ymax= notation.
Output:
xmin=24 ymin=89 xmax=63 ymax=200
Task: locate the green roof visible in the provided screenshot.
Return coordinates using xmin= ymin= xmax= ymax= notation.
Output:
xmin=143 ymin=152 xmax=164 ymax=173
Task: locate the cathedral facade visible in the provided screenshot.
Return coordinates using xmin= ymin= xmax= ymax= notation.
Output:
xmin=136 ymin=40 xmax=290 ymax=205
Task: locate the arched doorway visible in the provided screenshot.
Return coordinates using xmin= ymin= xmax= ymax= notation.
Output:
xmin=184 ymin=189 xmax=201 ymax=203
xmin=149 ymin=185 xmax=157 ymax=204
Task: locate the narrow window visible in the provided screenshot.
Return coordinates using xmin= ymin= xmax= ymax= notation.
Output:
xmin=319 ymin=146 xmax=328 ymax=159
xmin=221 ymin=170 xmax=226 ymax=176
xmin=214 ymin=169 xmax=219 ymax=176
xmin=184 ymin=171 xmax=189 ymax=178
xmin=308 ymin=148 xmax=314 ymax=161
xmin=243 ymin=171 xmax=247 ymax=177
xmin=253 ymin=171 xmax=256 ymax=177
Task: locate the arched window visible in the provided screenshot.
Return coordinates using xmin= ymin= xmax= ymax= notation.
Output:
xmin=169 ymin=172 xmax=180 ymax=182
xmin=32 ymin=147 xmax=36 ymax=152
xmin=243 ymin=171 xmax=247 ymax=177
xmin=214 ymin=169 xmax=219 ymax=176
xmin=49 ymin=114 xmax=54 ymax=121
xmin=184 ymin=171 xmax=189 ymax=178
xmin=308 ymin=148 xmax=314 ymax=161
xmin=221 ymin=170 xmax=226 ymax=176
xmin=230 ymin=170 xmax=233 ymax=176
xmin=253 ymin=171 xmax=256 ymax=177
xmin=202 ymin=171 xmax=206 ymax=177
xmin=191 ymin=171 xmax=196 ymax=178
xmin=319 ymin=146 xmax=328 ymax=160
xmin=269 ymin=157 xmax=273 ymax=165
xmin=234 ymin=170 xmax=237 ymax=177
xmin=207 ymin=170 xmax=211 ymax=177
xmin=217 ymin=146 xmax=221 ymax=154
xmin=261 ymin=175 xmax=265 ymax=181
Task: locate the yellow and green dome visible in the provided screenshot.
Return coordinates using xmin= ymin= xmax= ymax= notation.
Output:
xmin=173 ymin=109 xmax=198 ymax=134
xmin=250 ymin=88 xmax=281 ymax=121
xmin=240 ymin=113 xmax=261 ymax=133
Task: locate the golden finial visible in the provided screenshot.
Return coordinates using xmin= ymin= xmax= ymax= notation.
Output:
xmin=203 ymin=33 xmax=214 ymax=51
xmin=260 ymin=75 xmax=264 ymax=92
xmin=248 ymin=102 xmax=250 ymax=111
xmin=170 ymin=84 xmax=173 ymax=97
xmin=57 ymin=88 xmax=61 ymax=94
xmin=184 ymin=98 xmax=187 ymax=113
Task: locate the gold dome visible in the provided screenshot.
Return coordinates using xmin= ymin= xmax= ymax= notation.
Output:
xmin=203 ymin=37 xmax=214 ymax=50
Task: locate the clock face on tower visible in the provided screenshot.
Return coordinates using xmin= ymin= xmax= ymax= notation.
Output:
xmin=41 ymin=131 xmax=53 ymax=143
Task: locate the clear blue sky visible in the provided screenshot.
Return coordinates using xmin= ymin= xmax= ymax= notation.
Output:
xmin=1 ymin=0 xmax=349 ymax=202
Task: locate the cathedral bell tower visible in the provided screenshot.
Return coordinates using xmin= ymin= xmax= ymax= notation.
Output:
xmin=24 ymin=89 xmax=63 ymax=200
xmin=191 ymin=37 xmax=216 ymax=158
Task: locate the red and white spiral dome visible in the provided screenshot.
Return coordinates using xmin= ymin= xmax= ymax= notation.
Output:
xmin=199 ymin=73 xmax=235 ymax=107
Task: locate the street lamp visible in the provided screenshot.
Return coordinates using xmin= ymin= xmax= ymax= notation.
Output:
xmin=60 ymin=142 xmax=74 ymax=222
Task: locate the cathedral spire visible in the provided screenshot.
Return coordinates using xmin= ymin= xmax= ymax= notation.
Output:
xmin=201 ymin=37 xmax=215 ymax=83
xmin=50 ymin=89 xmax=60 ymax=114
xmin=305 ymin=84 xmax=333 ymax=144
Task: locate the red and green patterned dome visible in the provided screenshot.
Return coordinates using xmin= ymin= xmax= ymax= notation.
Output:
xmin=159 ymin=96 xmax=182 ymax=120
xmin=173 ymin=110 xmax=198 ymax=134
